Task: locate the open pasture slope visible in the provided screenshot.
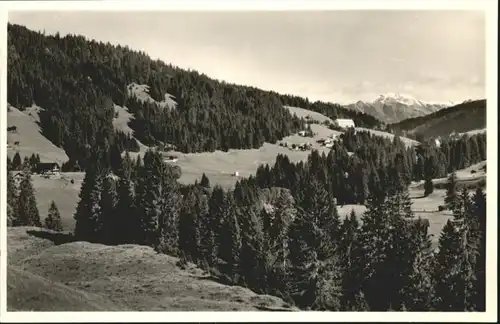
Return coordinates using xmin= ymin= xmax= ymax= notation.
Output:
xmin=7 ymin=227 xmax=295 ymax=312
xmin=6 ymin=105 xmax=69 ymax=164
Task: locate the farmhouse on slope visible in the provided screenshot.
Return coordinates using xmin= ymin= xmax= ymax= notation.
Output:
xmin=333 ymin=118 xmax=355 ymax=130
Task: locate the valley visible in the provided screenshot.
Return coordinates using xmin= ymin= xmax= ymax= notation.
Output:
xmin=5 ymin=19 xmax=489 ymax=315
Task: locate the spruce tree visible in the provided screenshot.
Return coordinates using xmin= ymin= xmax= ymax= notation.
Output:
xmin=401 ymin=217 xmax=434 ymax=310
xmin=433 ymin=189 xmax=477 ymax=311
xmin=157 ymin=160 xmax=182 ymax=256
xmin=74 ymin=165 xmax=103 ymax=242
xmin=239 ymin=205 xmax=265 ymax=291
xmin=200 ymin=173 xmax=210 ymax=188
xmin=45 ymin=200 xmax=63 ymax=231
xmin=135 ymin=150 xmax=162 ymax=246
xmin=339 ymin=210 xmax=366 ymax=311
xmin=15 ymin=171 xmax=41 ymax=227
xmin=115 ymin=154 xmax=138 ymax=244
xmin=12 ymin=152 xmax=22 ymax=170
xmin=98 ymin=176 xmax=118 ymax=244
xmin=178 ymin=188 xmax=199 ymax=261
xmin=286 ymin=207 xmax=342 ymax=310
xmin=358 ymin=177 xmax=417 ymax=311
xmin=217 ymin=192 xmax=241 ymax=280
xmin=444 ymin=171 xmax=459 ymax=211
xmin=424 ymin=177 xmax=434 ymax=197
xmin=471 ymin=187 xmax=486 ymax=311
xmin=195 ymin=190 xmax=215 ymax=267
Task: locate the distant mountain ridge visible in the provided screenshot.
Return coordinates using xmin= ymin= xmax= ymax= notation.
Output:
xmin=387 ymin=99 xmax=486 ymax=140
xmin=343 ymin=93 xmax=453 ymax=124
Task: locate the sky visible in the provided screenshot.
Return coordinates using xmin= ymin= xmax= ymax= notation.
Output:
xmin=8 ymin=10 xmax=486 ymax=104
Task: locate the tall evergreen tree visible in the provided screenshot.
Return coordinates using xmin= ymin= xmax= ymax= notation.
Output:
xmin=12 ymin=152 xmax=22 ymax=170
xmin=339 ymin=210 xmax=368 ymax=311
xmin=444 ymin=171 xmax=459 ymax=210
xmin=74 ymin=165 xmax=103 ymax=242
xmin=98 ymin=176 xmax=118 ymax=243
xmin=135 ymin=150 xmax=162 ymax=246
xmin=239 ymin=205 xmax=266 ymax=292
xmin=115 ymin=153 xmax=138 ymax=244
xmin=217 ymin=192 xmax=241 ymax=280
xmin=424 ymin=177 xmax=434 ymax=197
xmin=434 ymin=189 xmax=477 ymax=311
xmin=471 ymin=187 xmax=486 ymax=311
xmin=15 ymin=172 xmax=41 ymax=227
xmin=195 ymin=190 xmax=215 ymax=267
xmin=200 ymin=173 xmax=210 ymax=188
xmin=178 ymin=188 xmax=200 ymax=261
xmin=45 ymin=200 xmax=63 ymax=232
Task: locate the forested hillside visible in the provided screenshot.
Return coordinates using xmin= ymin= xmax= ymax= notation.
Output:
xmin=387 ymin=100 xmax=486 ymax=140
xmin=7 ymin=23 xmax=381 ymax=170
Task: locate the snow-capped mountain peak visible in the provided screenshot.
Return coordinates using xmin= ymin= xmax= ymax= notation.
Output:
xmin=374 ymin=93 xmax=424 ymax=107
xmin=345 ymin=93 xmax=454 ymax=123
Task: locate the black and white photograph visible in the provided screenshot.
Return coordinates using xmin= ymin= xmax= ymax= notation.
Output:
xmin=0 ymin=0 xmax=497 ymax=322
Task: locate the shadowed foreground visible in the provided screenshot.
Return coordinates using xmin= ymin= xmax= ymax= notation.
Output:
xmin=7 ymin=227 xmax=295 ymax=311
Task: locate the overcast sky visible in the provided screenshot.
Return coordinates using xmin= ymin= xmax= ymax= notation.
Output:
xmin=9 ymin=10 xmax=486 ymax=104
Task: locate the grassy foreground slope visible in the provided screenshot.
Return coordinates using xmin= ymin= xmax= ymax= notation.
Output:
xmin=7 ymin=227 xmax=295 ymax=311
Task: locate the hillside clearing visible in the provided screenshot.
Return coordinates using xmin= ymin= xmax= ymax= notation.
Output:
xmin=127 ymin=83 xmax=177 ymax=110
xmin=7 ymin=227 xmax=295 ymax=311
xmin=7 ymin=104 xmax=69 ymax=164
xmin=113 ymin=104 xmax=135 ymax=136
xmin=284 ymin=105 xmax=334 ymax=124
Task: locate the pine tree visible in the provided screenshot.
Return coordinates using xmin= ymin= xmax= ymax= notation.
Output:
xmin=239 ymin=205 xmax=265 ymax=291
xmin=401 ymin=217 xmax=434 ymax=311
xmin=471 ymin=187 xmax=486 ymax=311
xmin=339 ymin=210 xmax=366 ymax=311
xmin=444 ymin=171 xmax=459 ymax=211
xmin=286 ymin=207 xmax=342 ymax=310
xmin=98 ymin=176 xmax=118 ymax=244
xmin=424 ymin=177 xmax=434 ymax=197
xmin=12 ymin=152 xmax=22 ymax=170
xmin=358 ymin=179 xmax=417 ymax=311
xmin=195 ymin=190 xmax=215 ymax=267
xmin=74 ymin=166 xmax=103 ymax=242
xmin=200 ymin=173 xmax=210 ymax=188
xmin=115 ymin=155 xmax=138 ymax=245
xmin=157 ymin=161 xmax=182 ymax=256
xmin=15 ymin=172 xmax=41 ymax=227
xmin=217 ymin=192 xmax=241 ymax=281
xmin=178 ymin=188 xmax=199 ymax=261
xmin=135 ymin=150 xmax=162 ymax=246
xmin=433 ymin=189 xmax=477 ymax=311
xmin=45 ymin=200 xmax=63 ymax=231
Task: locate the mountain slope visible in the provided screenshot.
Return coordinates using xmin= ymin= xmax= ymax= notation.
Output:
xmin=7 ymin=104 xmax=69 ymax=164
xmin=344 ymin=93 xmax=451 ymax=124
xmin=7 ymin=227 xmax=296 ymax=311
xmin=387 ymin=99 xmax=486 ymax=139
